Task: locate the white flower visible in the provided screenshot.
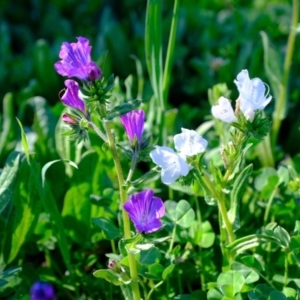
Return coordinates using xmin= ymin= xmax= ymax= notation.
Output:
xmin=149 ymin=146 xmax=189 ymax=185
xmin=174 ymin=128 xmax=208 ymax=156
xmin=211 ymin=96 xmax=237 ymax=123
xmin=234 ymin=69 xmax=272 ymax=122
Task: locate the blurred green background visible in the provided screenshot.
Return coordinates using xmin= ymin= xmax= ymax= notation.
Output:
xmin=1 ymin=0 xmax=299 ymax=168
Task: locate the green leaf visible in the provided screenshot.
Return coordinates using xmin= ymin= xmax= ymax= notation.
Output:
xmin=139 ymin=247 xmax=161 ymax=265
xmin=238 ymin=255 xmax=263 ymax=272
xmin=217 ymin=271 xmax=245 ymax=295
xmin=260 ymin=31 xmax=283 ymax=114
xmin=0 ymin=279 xmax=8 ymax=287
xmin=41 ymin=159 xmax=78 ymax=187
xmin=93 ymin=269 xmax=123 ymax=286
xmin=268 ymin=291 xmax=288 ymax=300
xmin=145 ymin=0 xmax=163 ymax=103
xmin=0 ymin=93 xmax=17 ymax=162
xmin=189 ymin=220 xmax=215 ymax=248
xmin=231 ymin=261 xmax=259 ymax=284
xmin=228 ymin=164 xmax=253 ymax=231
xmin=283 ymin=287 xmax=296 ymax=299
xmin=146 ymin=263 xmax=164 ymax=280
xmin=273 ymin=226 xmax=290 ymax=248
xmin=207 ymin=288 xmax=223 ymax=300
xmin=249 ymin=284 xmax=275 ymax=300
xmin=162 ymin=264 xmax=175 ymax=280
xmin=15 ymin=118 xmax=30 ymax=164
xmin=0 ymin=152 xmax=21 ymax=225
xmin=290 ymin=236 xmax=300 ymax=251
xmin=27 ymin=97 xmax=57 ymax=158
xmin=165 ymin=200 xmax=195 ymax=228
xmin=30 ymin=159 xmax=71 ymax=270
xmin=2 ymin=154 xmax=41 ymax=263
xmin=227 ymin=234 xmax=279 ymax=254
xmin=55 ymin=116 xmax=83 ymax=177
xmin=104 ymin=99 xmax=142 ymax=121
xmin=92 ymin=217 xmax=120 ymax=240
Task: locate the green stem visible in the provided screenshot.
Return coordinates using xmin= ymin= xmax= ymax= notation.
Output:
xmin=99 ymin=106 xmax=141 ymax=300
xmin=200 ymin=171 xmax=235 ymax=244
xmin=126 ymin=151 xmax=138 ymax=183
xmin=146 ymin=281 xmax=164 ymax=300
xmin=272 ymin=0 xmax=298 ymax=145
xmin=284 ymin=250 xmax=289 ymax=287
xmin=168 ymin=224 xmax=177 ymax=255
xmin=162 ymin=0 xmax=180 ymax=103
xmin=222 ymin=131 xmax=244 ymax=184
xmin=194 ymin=198 xmax=206 ymax=291
xmin=88 ymin=121 xmax=107 ymax=142
xmin=263 ymin=186 xmax=277 ymax=224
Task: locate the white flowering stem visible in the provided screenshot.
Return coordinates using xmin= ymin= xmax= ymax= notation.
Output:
xmin=222 ymin=131 xmax=244 ymax=184
xmin=98 ymin=105 xmax=141 ymax=300
xmin=272 ymin=0 xmax=298 ymax=145
xmin=196 ymin=169 xmax=235 ymax=244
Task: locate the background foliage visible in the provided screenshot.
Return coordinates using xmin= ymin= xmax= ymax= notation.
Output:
xmin=1 ymin=0 xmax=300 ymax=299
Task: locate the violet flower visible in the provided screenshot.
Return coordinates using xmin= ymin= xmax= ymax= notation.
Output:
xmin=54 ymin=36 xmax=102 ymax=81
xmin=123 ymin=190 xmax=165 ymax=234
xmin=120 ymin=110 xmax=145 ymax=144
xmin=61 ymin=80 xmax=85 ymax=112
xmin=30 ymin=281 xmax=55 ymax=300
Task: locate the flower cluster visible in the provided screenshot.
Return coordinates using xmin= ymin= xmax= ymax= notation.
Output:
xmin=211 ymin=69 xmax=272 ymax=123
xmin=150 ymin=128 xmax=208 ymax=184
xmin=54 ymin=37 xmax=103 ymax=140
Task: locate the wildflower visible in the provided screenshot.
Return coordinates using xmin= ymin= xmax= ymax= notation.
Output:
xmin=211 ymin=96 xmax=238 ymax=123
xmin=61 ymin=80 xmax=85 ymax=112
xmin=150 ymin=146 xmax=189 ymax=185
xmin=62 ymin=113 xmax=76 ymax=124
xmin=234 ymin=69 xmax=272 ymax=121
xmin=174 ymin=128 xmax=208 ymax=156
xmin=30 ymin=281 xmax=55 ymax=300
xmin=120 ymin=110 xmax=145 ymax=145
xmin=54 ymin=36 xmax=102 ymax=81
xmin=123 ymin=190 xmax=165 ymax=233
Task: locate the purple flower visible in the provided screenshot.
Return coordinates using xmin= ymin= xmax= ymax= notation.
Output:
xmin=123 ymin=190 xmax=165 ymax=234
xmin=30 ymin=281 xmax=55 ymax=300
xmin=61 ymin=80 xmax=85 ymax=112
xmin=54 ymin=37 xmax=102 ymax=81
xmin=120 ymin=110 xmax=145 ymax=144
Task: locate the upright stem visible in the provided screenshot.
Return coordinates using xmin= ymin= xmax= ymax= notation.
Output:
xmin=99 ymin=106 xmax=141 ymax=300
xmin=163 ymin=0 xmax=180 ymax=102
xmin=198 ymin=170 xmax=235 ymax=244
xmin=272 ymin=0 xmax=298 ymax=145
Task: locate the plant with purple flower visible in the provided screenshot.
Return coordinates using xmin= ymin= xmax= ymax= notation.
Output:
xmin=30 ymin=281 xmax=55 ymax=300
xmin=120 ymin=110 xmax=145 ymax=147
xmin=54 ymin=37 xmax=102 ymax=82
xmin=123 ymin=190 xmax=165 ymax=234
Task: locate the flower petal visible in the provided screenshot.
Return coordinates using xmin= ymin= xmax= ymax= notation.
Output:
xmin=211 ymin=96 xmax=237 ymax=123
xmin=61 ymin=80 xmax=85 ymax=112
xmin=120 ymin=110 xmax=145 ymax=143
xmin=234 ymin=69 xmax=272 ymax=121
xmin=123 ymin=190 xmax=165 ymax=233
xmin=174 ymin=128 xmax=208 ymax=156
xmin=54 ymin=37 xmax=102 ymax=81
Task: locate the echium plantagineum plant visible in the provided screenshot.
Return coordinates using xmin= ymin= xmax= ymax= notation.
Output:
xmin=51 ymin=33 xmax=299 ymax=299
